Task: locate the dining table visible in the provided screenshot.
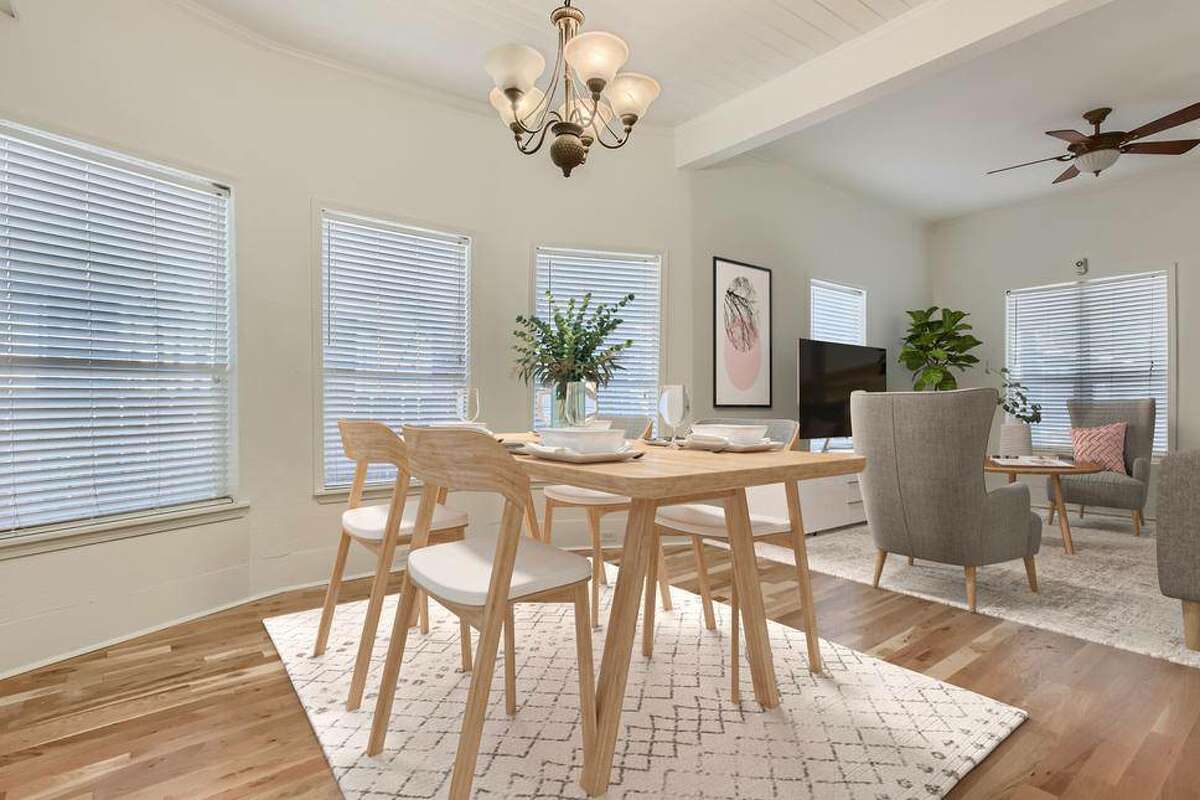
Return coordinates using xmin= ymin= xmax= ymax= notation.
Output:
xmin=501 ymin=433 xmax=866 ymax=796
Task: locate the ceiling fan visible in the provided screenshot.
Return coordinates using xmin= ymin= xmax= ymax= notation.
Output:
xmin=988 ymin=103 xmax=1200 ymax=184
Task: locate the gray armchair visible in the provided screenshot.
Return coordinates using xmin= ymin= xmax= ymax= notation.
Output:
xmin=1156 ymin=450 xmax=1200 ymax=651
xmin=851 ymin=388 xmax=1042 ymax=612
xmin=1047 ymin=399 xmax=1155 ymax=534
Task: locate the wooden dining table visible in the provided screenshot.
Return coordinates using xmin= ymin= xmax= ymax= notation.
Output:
xmin=502 ymin=434 xmax=865 ymax=796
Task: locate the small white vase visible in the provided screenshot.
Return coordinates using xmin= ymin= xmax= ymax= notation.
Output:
xmin=998 ymin=420 xmax=1033 ymax=456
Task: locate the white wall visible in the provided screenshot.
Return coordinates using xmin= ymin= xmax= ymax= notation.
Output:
xmin=930 ymin=164 xmax=1200 ymax=510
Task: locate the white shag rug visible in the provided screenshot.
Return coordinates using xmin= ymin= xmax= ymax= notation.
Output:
xmin=264 ymin=568 xmax=1025 ymax=799
xmin=771 ymin=513 xmax=1200 ymax=669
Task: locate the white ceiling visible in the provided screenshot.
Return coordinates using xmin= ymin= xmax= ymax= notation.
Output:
xmin=183 ymin=0 xmax=932 ymax=125
xmin=756 ymin=0 xmax=1200 ymax=220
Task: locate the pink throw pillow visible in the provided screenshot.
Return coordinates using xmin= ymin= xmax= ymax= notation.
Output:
xmin=1072 ymin=422 xmax=1127 ymax=474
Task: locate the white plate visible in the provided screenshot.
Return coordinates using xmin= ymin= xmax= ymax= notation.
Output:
xmin=523 ymin=443 xmax=641 ymax=463
xmin=683 ymin=436 xmax=777 ymax=453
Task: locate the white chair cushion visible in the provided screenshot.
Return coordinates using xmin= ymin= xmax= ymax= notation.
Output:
xmin=407 ymin=535 xmax=592 ymax=606
xmin=342 ymin=503 xmax=469 ymax=541
xmin=655 ymin=503 xmax=790 ymax=539
xmin=543 ymin=484 xmax=630 ymax=506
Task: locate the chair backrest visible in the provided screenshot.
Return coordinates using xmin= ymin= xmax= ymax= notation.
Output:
xmin=694 ymin=417 xmax=800 ymax=450
xmin=1067 ymin=399 xmax=1156 ymax=473
xmin=850 ymin=388 xmax=996 ymax=564
xmin=402 ymin=426 xmax=529 ymax=507
xmin=338 ymin=420 xmax=409 ymax=508
xmin=600 ymin=415 xmax=653 ymax=439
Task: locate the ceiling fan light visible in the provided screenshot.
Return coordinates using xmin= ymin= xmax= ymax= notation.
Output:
xmin=490 ymin=86 xmax=545 ymax=127
xmin=484 ymin=43 xmax=546 ymax=92
xmin=606 ymin=72 xmax=660 ymax=122
xmin=563 ymin=31 xmax=629 ymax=92
xmin=1075 ymin=147 xmax=1120 ymax=174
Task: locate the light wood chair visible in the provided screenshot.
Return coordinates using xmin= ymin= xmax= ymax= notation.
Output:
xmin=648 ymin=419 xmax=810 ymax=702
xmin=368 ymin=426 xmax=596 ymax=800
xmin=541 ymin=416 xmax=672 ymax=628
xmin=313 ymin=420 xmax=472 ymax=711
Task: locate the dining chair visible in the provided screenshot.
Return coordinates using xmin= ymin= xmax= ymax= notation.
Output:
xmin=649 ymin=418 xmax=808 ymax=701
xmin=367 ymin=426 xmax=596 ymax=798
xmin=313 ymin=420 xmax=472 ymax=711
xmin=541 ymin=415 xmax=672 ymax=627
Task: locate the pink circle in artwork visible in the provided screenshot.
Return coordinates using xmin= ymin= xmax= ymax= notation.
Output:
xmin=724 ymin=333 xmax=761 ymax=391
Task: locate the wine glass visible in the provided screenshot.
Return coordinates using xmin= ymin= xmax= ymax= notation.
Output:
xmin=659 ymin=385 xmax=690 ymax=447
xmin=456 ymin=387 xmax=481 ymax=423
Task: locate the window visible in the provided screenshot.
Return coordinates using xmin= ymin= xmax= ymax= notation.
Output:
xmin=533 ymin=247 xmax=661 ymax=424
xmin=0 ymin=125 xmax=233 ymax=535
xmin=320 ymin=212 xmax=470 ymax=488
xmin=809 ymin=279 xmax=867 ymax=451
xmin=1006 ymin=271 xmax=1169 ymax=455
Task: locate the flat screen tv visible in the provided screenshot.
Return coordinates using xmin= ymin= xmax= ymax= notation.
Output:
xmin=798 ymin=338 xmax=887 ymax=440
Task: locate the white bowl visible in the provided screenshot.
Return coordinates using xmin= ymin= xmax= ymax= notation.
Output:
xmin=540 ymin=427 xmax=626 ymax=454
xmin=690 ymin=424 xmax=769 ymax=446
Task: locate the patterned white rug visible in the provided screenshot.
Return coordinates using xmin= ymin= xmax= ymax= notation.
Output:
xmin=263 ymin=569 xmax=1025 ymax=799
xmin=775 ymin=514 xmax=1200 ymax=669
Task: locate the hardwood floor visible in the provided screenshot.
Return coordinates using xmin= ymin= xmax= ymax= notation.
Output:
xmin=3 ymin=543 xmax=1200 ymax=799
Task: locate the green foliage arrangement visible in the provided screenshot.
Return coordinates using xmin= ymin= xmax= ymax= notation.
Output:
xmin=898 ymin=306 xmax=983 ymax=391
xmin=991 ymin=367 xmax=1043 ymax=423
xmin=512 ymin=291 xmax=635 ymax=394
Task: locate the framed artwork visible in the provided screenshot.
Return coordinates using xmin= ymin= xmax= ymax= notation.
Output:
xmin=713 ymin=257 xmax=772 ymax=407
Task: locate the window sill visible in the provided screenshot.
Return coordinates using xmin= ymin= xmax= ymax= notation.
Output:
xmin=0 ymin=499 xmax=251 ymax=561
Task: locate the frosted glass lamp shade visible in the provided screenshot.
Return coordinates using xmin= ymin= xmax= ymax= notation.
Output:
xmin=1075 ymin=148 xmax=1120 ymax=174
xmin=490 ymin=86 xmax=545 ymax=127
xmin=606 ymin=72 xmax=660 ymax=121
xmin=484 ymin=44 xmax=545 ymax=92
xmin=564 ymin=31 xmax=629 ymax=91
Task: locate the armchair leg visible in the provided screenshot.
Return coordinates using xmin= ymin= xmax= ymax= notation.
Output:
xmin=1132 ymin=510 xmax=1143 ymax=537
xmin=1079 ymin=504 xmax=1085 ymax=519
xmin=964 ymin=566 xmax=977 ymax=613
xmin=1183 ymin=601 xmax=1200 ymax=651
xmin=907 ymin=555 xmax=915 ymax=566
xmin=872 ymin=550 xmax=887 ymax=588
xmin=1023 ymin=556 xmax=1038 ymax=593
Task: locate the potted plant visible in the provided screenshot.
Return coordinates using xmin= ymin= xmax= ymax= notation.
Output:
xmin=992 ymin=367 xmax=1042 ymax=456
xmin=898 ymin=306 xmax=983 ymax=390
xmin=513 ymin=291 xmax=635 ymax=426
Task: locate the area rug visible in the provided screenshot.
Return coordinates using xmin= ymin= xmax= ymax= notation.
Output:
xmin=263 ymin=568 xmax=1025 ymax=799
xmin=770 ymin=514 xmax=1200 ymax=669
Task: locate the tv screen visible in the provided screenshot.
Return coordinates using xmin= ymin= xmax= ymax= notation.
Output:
xmin=798 ymin=339 xmax=887 ymax=440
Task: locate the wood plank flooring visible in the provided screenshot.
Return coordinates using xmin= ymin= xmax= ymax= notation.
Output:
xmin=2 ymin=543 xmax=1199 ymax=799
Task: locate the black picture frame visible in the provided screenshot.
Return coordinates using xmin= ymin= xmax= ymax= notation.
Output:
xmin=712 ymin=256 xmax=772 ymax=408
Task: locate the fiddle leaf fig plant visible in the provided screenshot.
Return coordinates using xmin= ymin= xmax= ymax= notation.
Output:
xmin=898 ymin=306 xmax=983 ymax=391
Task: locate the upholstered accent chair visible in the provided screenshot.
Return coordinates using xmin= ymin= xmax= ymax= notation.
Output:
xmin=851 ymin=388 xmax=1042 ymax=612
xmin=1048 ymin=399 xmax=1155 ymax=535
xmin=1156 ymin=450 xmax=1200 ymax=651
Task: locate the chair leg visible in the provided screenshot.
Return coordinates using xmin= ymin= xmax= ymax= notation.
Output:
xmin=657 ymin=536 xmax=673 ymax=612
xmin=690 ymin=536 xmax=717 ymax=631
xmin=642 ymin=531 xmax=659 ymax=658
xmin=1183 ymin=601 xmax=1200 ymax=651
xmin=1048 ymin=503 xmax=1056 ymax=525
xmin=587 ymin=508 xmax=604 ymax=628
xmin=872 ymin=550 xmax=887 ymax=588
xmin=459 ymin=619 xmax=472 ymax=672
xmin=907 ymin=555 xmax=915 ymax=566
xmin=573 ymin=583 xmax=598 ymax=757
xmin=542 ymin=496 xmax=556 ymax=544
xmin=504 ymin=605 xmax=517 ymax=716
xmin=313 ymin=532 xmax=352 ymax=657
xmin=446 ymin=599 xmax=506 ymax=800
xmin=1133 ymin=510 xmax=1143 ymax=537
xmin=347 ymin=533 xmax=402 ymax=710
xmin=1023 ymin=556 xmax=1038 ymax=593
xmin=965 ymin=565 xmax=977 ymax=613
xmin=367 ymin=575 xmax=420 ymax=755
xmin=419 ymin=591 xmax=430 ymax=635
xmin=1079 ymin=504 xmax=1085 ymax=519
xmin=730 ymin=575 xmax=741 ymax=705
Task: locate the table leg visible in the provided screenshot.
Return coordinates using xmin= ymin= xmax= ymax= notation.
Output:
xmin=1007 ymin=472 xmax=1016 ymax=484
xmin=579 ymin=498 xmax=657 ymax=796
xmin=722 ymin=489 xmax=780 ymax=709
xmin=784 ymin=481 xmax=822 ymax=673
xmin=1051 ymin=474 xmax=1075 ymax=555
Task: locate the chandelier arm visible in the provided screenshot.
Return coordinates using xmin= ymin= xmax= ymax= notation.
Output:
xmin=585 ymin=93 xmax=628 ymax=146
xmin=516 ymin=121 xmax=555 ymax=155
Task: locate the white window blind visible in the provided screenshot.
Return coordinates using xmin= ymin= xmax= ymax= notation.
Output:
xmin=810 ymin=279 xmax=866 ymax=451
xmin=321 ymin=212 xmax=470 ymax=488
xmin=1005 ymin=271 xmax=1169 ymax=455
xmin=0 ymin=126 xmax=233 ymax=535
xmin=534 ymin=247 xmax=661 ymax=423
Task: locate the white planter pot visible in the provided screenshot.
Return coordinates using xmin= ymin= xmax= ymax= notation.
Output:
xmin=998 ymin=420 xmax=1034 ymax=456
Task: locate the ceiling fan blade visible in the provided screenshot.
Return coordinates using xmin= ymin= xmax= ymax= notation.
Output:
xmin=986 ymin=154 xmax=1070 ymax=175
xmin=1052 ymin=164 xmax=1080 ymax=184
xmin=1045 ymin=129 xmax=1089 ymax=143
xmin=1122 ymin=138 xmax=1200 ymax=155
xmin=1124 ymin=102 xmax=1200 ymax=142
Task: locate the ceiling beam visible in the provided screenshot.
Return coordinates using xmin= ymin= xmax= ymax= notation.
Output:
xmin=674 ymin=0 xmax=1117 ymax=169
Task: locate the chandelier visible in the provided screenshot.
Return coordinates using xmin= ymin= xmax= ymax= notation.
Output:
xmin=483 ymin=1 xmax=660 ymax=177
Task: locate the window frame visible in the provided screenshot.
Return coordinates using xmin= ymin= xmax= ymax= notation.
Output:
xmin=311 ymin=203 xmax=473 ymax=496
xmin=0 ymin=119 xmax=242 ymax=550
xmin=527 ymin=243 xmax=668 ymax=429
xmin=1003 ymin=267 xmax=1177 ymax=458
xmin=808 ymin=278 xmax=868 ymax=452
